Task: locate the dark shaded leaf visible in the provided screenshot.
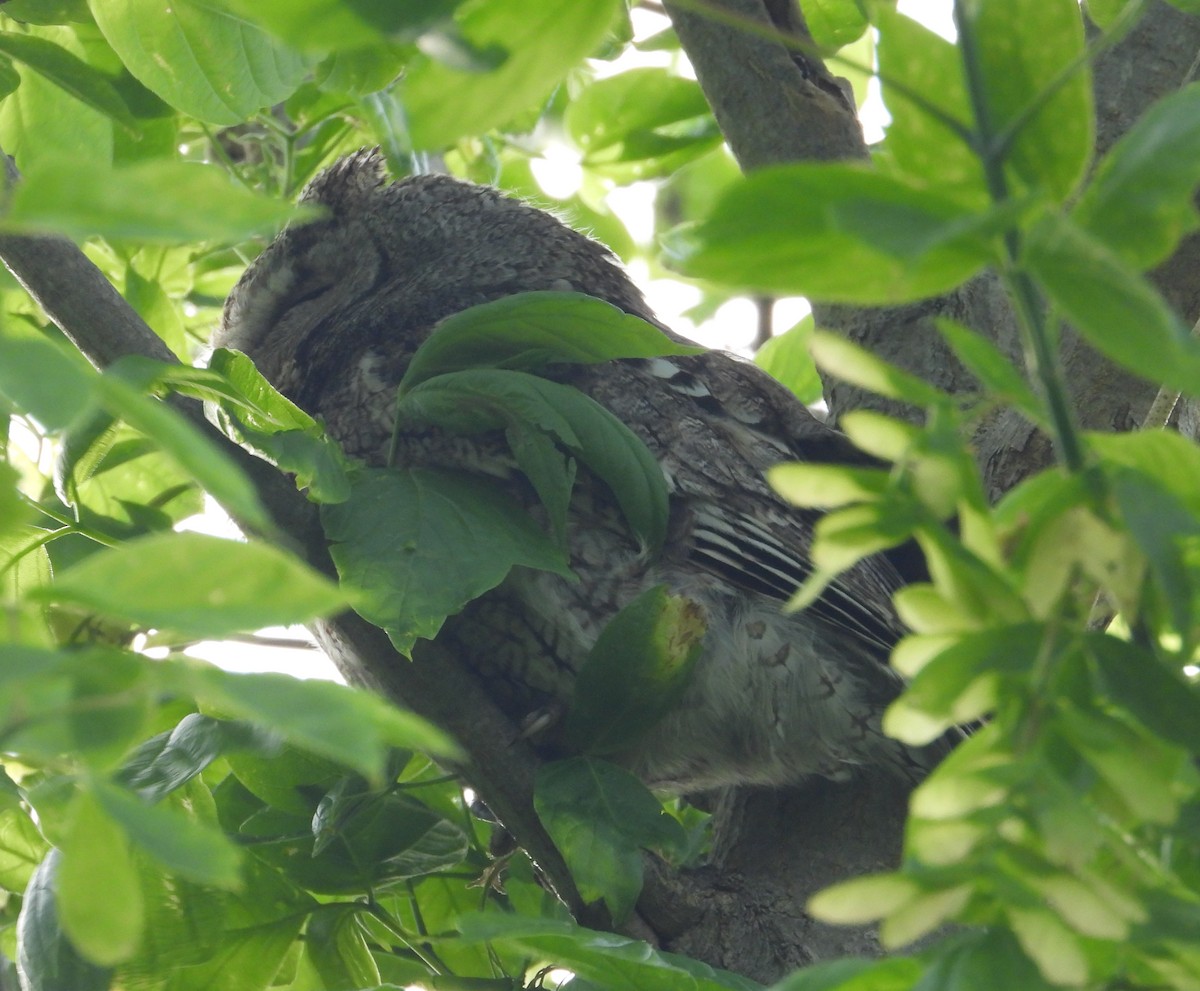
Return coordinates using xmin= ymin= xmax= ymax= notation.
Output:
xmin=400 ymin=369 xmax=669 ymax=551
xmin=565 ymin=585 xmax=706 ymax=755
xmin=535 ymin=757 xmax=684 ymax=922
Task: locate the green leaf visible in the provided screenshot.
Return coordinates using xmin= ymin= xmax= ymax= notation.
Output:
xmin=1090 ymin=429 xmax=1200 ymax=519
xmin=564 ymin=67 xmax=721 ymax=178
xmin=754 ymin=316 xmax=823 ymax=405
xmin=1110 ymin=467 xmax=1200 ymax=636
xmin=0 ymin=31 xmax=136 ymax=132
xmin=90 ymin=777 xmax=242 ymax=889
xmin=804 ymin=0 xmax=870 ymax=51
xmin=1085 ymin=634 xmax=1200 ymax=753
xmin=908 ymin=929 xmax=1056 ymax=991
xmin=221 ymin=0 xmax=465 ymax=51
xmin=933 ymin=318 xmax=1043 ymax=421
xmin=120 ymin=713 xmax=280 ymax=802
xmin=402 ymin=0 xmax=623 ymax=148
xmin=770 ymin=957 xmax=919 ymax=991
xmin=36 ymin=531 xmax=342 ymax=637
xmin=89 ymin=0 xmax=311 ymax=124
xmin=535 ymin=757 xmax=684 ymax=922
xmin=7 ymin=159 xmax=308 ymax=243
xmin=17 ymin=850 xmax=113 ymax=991
xmin=0 ymin=461 xmax=30 ymax=541
xmin=306 ymin=907 xmax=381 ymax=990
xmin=768 ymin=462 xmax=891 ymax=509
xmin=807 ymin=872 xmax=915 ymax=925
xmin=0 ymin=808 xmax=49 ymax=891
xmin=884 ymin=624 xmax=1045 ymax=744
xmin=673 ymin=163 xmax=1002 ymax=304
xmin=506 ymin=421 xmax=576 ymax=544
xmin=261 ymin=790 xmax=468 ymax=894
xmin=1073 ymin=83 xmax=1200 ymax=270
xmin=398 ymin=291 xmax=701 ymax=393
xmin=203 ymin=349 xmax=351 ymax=504
xmin=58 ymin=790 xmax=144 ymax=965
xmin=400 ymin=369 xmax=670 ymax=551
xmin=1023 ymin=214 xmax=1200 ymax=395
xmin=460 ymin=914 xmax=759 ymax=991
xmin=565 ymin=585 xmax=707 ymax=755
xmin=963 ymin=0 xmax=1093 ymax=202
xmin=809 ymin=331 xmax=949 ymax=406
xmin=875 ymin=8 xmax=985 ymax=205
xmin=323 ymin=466 xmax=572 ymax=654
xmin=0 ymin=331 xmax=96 ymax=431
xmin=164 ymin=660 xmax=460 ymax=779
xmin=94 ymin=373 xmax=271 ymax=531
xmin=0 ymin=42 xmax=112 ymax=176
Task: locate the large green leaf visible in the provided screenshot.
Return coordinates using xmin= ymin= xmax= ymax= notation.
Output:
xmin=164 ymin=661 xmax=459 ymax=779
xmin=400 ymin=368 xmax=670 ymax=551
xmin=564 ymin=67 xmax=721 ymax=179
xmin=675 ymin=163 xmax=1003 ymax=303
xmin=398 ymin=291 xmax=701 ymax=393
xmin=1073 ymin=83 xmax=1200 ymax=270
xmin=57 ymin=791 xmax=144 ymax=965
xmin=1023 ymin=214 xmax=1200 ymax=394
xmin=0 ymin=332 xmax=96 ymax=431
xmin=875 ymin=8 xmax=985 ymax=206
xmin=91 ymin=778 xmax=241 ymax=889
xmin=89 ymin=0 xmax=311 ymax=124
xmin=1110 ymin=467 xmax=1200 ymax=637
xmin=34 ymin=531 xmax=343 ymax=637
xmin=200 ymin=349 xmax=351 ymax=504
xmin=961 ymin=0 xmax=1092 ymax=202
xmin=252 ymin=790 xmax=467 ymax=894
xmin=322 ymin=466 xmax=572 ymax=654
xmin=402 ymin=0 xmax=622 ymax=148
xmin=1085 ymin=634 xmax=1200 ymax=753
xmin=0 ymin=34 xmax=112 ymax=175
xmin=0 ymin=31 xmax=136 ymax=132
xmin=7 ymin=160 xmax=306 ymax=243
xmin=220 ymin=0 xmax=464 ymax=51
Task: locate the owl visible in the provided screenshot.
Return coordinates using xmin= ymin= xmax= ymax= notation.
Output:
xmin=215 ymin=150 xmax=932 ymax=793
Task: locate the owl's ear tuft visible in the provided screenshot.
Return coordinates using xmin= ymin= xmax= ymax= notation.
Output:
xmin=300 ymin=148 xmax=389 ymax=213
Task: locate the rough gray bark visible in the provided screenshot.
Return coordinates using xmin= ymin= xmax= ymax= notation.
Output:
xmin=656 ymin=0 xmax=1200 ymax=981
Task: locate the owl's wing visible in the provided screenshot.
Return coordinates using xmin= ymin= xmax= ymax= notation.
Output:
xmin=578 ymin=350 xmax=908 ymax=656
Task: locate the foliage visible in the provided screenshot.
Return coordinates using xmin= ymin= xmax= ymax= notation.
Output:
xmin=0 ymin=1 xmax=1197 ymax=991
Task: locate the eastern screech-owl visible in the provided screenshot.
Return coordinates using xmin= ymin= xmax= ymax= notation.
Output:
xmin=216 ymin=150 xmax=930 ymax=793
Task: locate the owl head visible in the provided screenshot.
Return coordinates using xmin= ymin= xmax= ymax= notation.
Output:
xmin=215 ymin=150 xmax=655 ymax=395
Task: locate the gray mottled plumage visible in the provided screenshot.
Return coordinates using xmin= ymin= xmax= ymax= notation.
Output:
xmin=216 ymin=150 xmax=931 ymax=792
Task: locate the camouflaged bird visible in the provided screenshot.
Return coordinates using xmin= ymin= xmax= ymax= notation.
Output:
xmin=216 ymin=150 xmax=930 ymax=793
